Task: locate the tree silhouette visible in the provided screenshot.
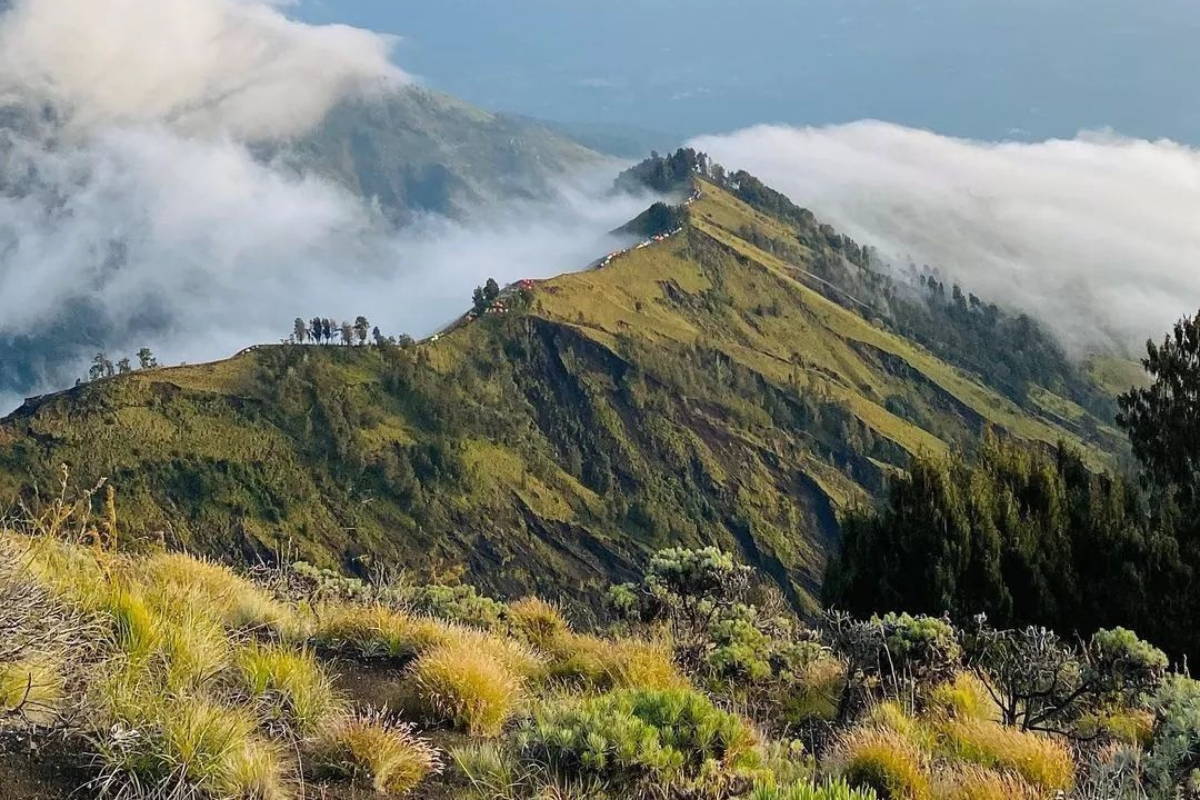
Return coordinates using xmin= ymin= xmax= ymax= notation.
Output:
xmin=293 ymin=318 xmax=308 ymax=344
xmin=354 ymin=316 xmax=370 ymax=345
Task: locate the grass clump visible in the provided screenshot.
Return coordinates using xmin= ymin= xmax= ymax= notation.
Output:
xmin=507 ymin=597 xmax=569 ymax=648
xmin=931 ymin=766 xmax=1041 ymax=800
xmin=140 ymin=552 xmax=292 ymax=634
xmin=406 ymin=642 xmax=524 ymax=736
xmin=0 ymin=657 xmax=65 ymax=726
xmin=546 ymin=633 xmax=685 ymax=691
xmin=933 ymin=719 xmax=1074 ymax=792
xmin=515 ymin=687 xmax=760 ymax=790
xmin=309 ymin=709 xmax=441 ymax=795
xmin=95 ymin=693 xmax=290 ymax=799
xmin=827 ymin=728 xmax=930 ymax=800
xmin=748 ymin=779 xmax=879 ymax=800
xmin=926 ymin=674 xmax=998 ymax=722
xmin=311 ymin=603 xmax=451 ymax=660
xmin=236 ymin=642 xmax=343 ymax=737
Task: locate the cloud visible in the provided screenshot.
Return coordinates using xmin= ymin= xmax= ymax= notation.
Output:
xmin=692 ymin=122 xmax=1200 ymax=354
xmin=0 ymin=0 xmax=651 ymax=411
xmin=0 ymin=0 xmax=407 ymax=139
xmin=0 ymin=120 xmax=649 ymax=401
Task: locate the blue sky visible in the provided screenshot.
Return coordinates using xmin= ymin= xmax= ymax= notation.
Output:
xmin=296 ymin=0 xmax=1200 ymax=143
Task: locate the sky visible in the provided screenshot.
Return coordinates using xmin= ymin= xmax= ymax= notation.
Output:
xmin=4 ymin=0 xmax=1200 ymax=412
xmin=297 ymin=0 xmax=1200 ymax=143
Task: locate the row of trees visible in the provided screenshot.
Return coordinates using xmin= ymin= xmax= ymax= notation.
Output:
xmin=291 ymin=316 xmax=377 ymax=347
xmin=827 ymin=309 xmax=1200 ymax=662
xmin=82 ymin=348 xmax=158 ymax=383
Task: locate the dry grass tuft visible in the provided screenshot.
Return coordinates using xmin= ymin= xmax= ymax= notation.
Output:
xmin=933 ymin=719 xmax=1074 ymax=792
xmin=309 ymin=709 xmax=442 ymax=795
xmin=406 ymin=642 xmax=524 ymax=736
xmin=827 ymin=727 xmax=930 ymax=800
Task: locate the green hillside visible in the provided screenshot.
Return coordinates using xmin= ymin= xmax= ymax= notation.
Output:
xmin=0 ymin=163 xmax=1122 ymax=613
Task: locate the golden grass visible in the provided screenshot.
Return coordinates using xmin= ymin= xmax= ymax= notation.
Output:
xmin=931 ymin=765 xmax=1043 ymax=800
xmin=784 ymin=656 xmax=845 ymax=723
xmin=236 ymin=642 xmax=344 ymax=737
xmin=311 ymin=603 xmax=453 ymax=660
xmin=0 ymin=657 xmax=65 ymax=726
xmin=933 ymin=719 xmax=1074 ymax=792
xmin=545 ymin=632 xmax=686 ymax=691
xmin=508 ymin=597 xmax=570 ymax=649
xmin=406 ymin=643 xmax=524 ymax=737
xmin=828 ymin=727 xmax=931 ymax=800
xmin=310 ymin=710 xmax=442 ymax=795
xmin=141 ymin=552 xmax=293 ymax=633
xmin=927 ymin=674 xmax=999 ymax=723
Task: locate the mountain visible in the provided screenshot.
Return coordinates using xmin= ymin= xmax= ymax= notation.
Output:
xmin=266 ymin=87 xmax=606 ymax=222
xmin=0 ymin=86 xmax=603 ymax=401
xmin=0 ymin=155 xmax=1126 ymax=613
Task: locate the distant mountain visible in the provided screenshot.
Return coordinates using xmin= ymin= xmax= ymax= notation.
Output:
xmin=0 ymin=86 xmax=604 ymax=401
xmin=0 ymin=155 xmax=1127 ymax=611
xmin=265 ymin=87 xmax=605 ymax=223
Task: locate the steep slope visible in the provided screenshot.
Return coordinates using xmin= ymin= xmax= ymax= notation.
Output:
xmin=0 ymin=173 xmax=1122 ymax=613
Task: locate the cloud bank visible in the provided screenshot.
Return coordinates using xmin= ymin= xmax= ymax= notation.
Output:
xmin=693 ymin=122 xmax=1200 ymax=354
xmin=0 ymin=0 xmax=648 ymax=411
xmin=0 ymin=0 xmax=406 ymax=139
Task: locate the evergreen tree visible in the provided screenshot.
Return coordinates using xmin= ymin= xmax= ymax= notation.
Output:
xmin=293 ymin=318 xmax=308 ymax=344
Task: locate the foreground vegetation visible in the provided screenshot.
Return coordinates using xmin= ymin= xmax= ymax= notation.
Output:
xmin=1 ymin=483 xmax=1196 ymax=799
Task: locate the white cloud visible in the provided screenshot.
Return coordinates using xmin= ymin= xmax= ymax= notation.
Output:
xmin=692 ymin=122 xmax=1200 ymax=354
xmin=0 ymin=0 xmax=407 ymax=139
xmin=0 ymin=0 xmax=651 ymax=411
xmin=0 ymin=122 xmax=649 ymax=400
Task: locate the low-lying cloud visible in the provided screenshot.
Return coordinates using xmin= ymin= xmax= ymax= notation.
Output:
xmin=0 ymin=0 xmax=650 ymax=412
xmin=693 ymin=122 xmax=1200 ymax=355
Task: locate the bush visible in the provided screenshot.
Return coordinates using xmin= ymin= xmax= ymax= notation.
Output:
xmin=403 ymin=583 xmax=507 ymax=630
xmin=515 ymin=688 xmax=759 ymax=788
xmin=827 ymin=728 xmax=929 ymax=800
xmin=933 ymin=719 xmax=1074 ymax=792
xmin=309 ymin=709 xmax=441 ymax=795
xmin=1086 ymin=627 xmax=1168 ymax=696
xmin=406 ymin=643 xmax=523 ymax=736
xmin=508 ymin=597 xmax=569 ymax=648
xmin=237 ymin=642 xmax=343 ymax=737
xmin=1145 ymin=674 xmax=1200 ymax=794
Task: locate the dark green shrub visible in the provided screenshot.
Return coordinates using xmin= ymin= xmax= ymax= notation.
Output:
xmin=514 ymin=688 xmax=759 ymax=788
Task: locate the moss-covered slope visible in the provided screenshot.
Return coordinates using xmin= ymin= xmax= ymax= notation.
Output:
xmin=0 ymin=179 xmax=1121 ymax=612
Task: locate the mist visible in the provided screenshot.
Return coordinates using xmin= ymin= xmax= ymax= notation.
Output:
xmin=693 ymin=122 xmax=1200 ymax=355
xmin=0 ymin=0 xmax=649 ymax=412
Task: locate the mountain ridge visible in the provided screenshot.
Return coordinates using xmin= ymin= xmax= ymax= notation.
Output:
xmin=0 ymin=159 xmax=1129 ymax=612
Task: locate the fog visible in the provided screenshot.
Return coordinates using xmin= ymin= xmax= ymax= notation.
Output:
xmin=0 ymin=0 xmax=648 ymax=411
xmin=693 ymin=122 xmax=1200 ymax=355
